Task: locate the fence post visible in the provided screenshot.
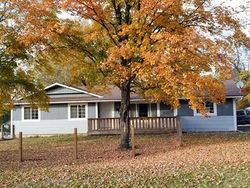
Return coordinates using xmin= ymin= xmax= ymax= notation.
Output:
xmin=19 ymin=132 xmax=23 ymax=162
xmin=131 ymin=126 xmax=135 ymax=158
xmin=1 ymin=124 xmax=3 ymax=140
xmin=177 ymin=118 xmax=183 ymax=146
xmin=13 ymin=125 xmax=16 ymax=139
xmin=74 ymin=128 xmax=78 ymax=159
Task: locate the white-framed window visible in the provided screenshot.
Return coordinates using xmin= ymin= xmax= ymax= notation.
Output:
xmin=194 ymin=102 xmax=217 ymax=116
xmin=129 ymin=103 xmax=157 ymax=118
xmin=68 ymin=104 xmax=86 ymax=119
xmin=22 ymin=107 xmax=40 ymax=121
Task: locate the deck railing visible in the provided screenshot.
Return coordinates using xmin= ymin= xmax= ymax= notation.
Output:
xmin=88 ymin=117 xmax=178 ymax=135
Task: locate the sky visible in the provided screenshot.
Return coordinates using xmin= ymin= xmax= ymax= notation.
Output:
xmin=222 ymin=0 xmax=250 ymax=36
xmin=58 ymin=0 xmax=250 ymax=67
xmin=223 ymin=0 xmax=250 ymax=66
xmin=58 ymin=0 xmax=250 ymax=37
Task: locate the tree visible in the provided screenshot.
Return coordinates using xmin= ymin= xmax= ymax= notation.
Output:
xmin=0 ymin=1 xmax=48 ymax=115
xmin=20 ymin=0 xmax=250 ymax=149
xmin=237 ymin=70 xmax=250 ymax=109
xmin=228 ymin=32 xmax=250 ymax=108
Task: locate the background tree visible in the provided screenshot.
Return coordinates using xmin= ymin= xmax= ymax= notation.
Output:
xmin=228 ymin=31 xmax=250 ymax=109
xmin=237 ymin=70 xmax=250 ymax=109
xmin=20 ymin=0 xmax=250 ymax=149
xmin=0 ymin=1 xmax=48 ymax=116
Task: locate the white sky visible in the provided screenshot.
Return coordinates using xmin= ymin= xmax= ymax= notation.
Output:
xmin=58 ymin=0 xmax=250 ymax=37
xmin=58 ymin=0 xmax=250 ymax=67
xmin=219 ymin=0 xmax=250 ymax=36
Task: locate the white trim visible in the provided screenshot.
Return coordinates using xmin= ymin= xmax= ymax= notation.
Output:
xmin=233 ymin=98 xmax=237 ymax=131
xmin=68 ymin=103 xmax=88 ymax=120
xmin=45 ymin=83 xmax=103 ymax=98
xmin=178 ymin=96 xmax=242 ymax=99
xmin=112 ymin=102 xmax=115 ymax=118
xmin=174 ymin=108 xmax=178 ymax=116
xmin=148 ymin=103 xmax=152 ymax=117
xmin=15 ymin=99 xmax=145 ymax=105
xmin=157 ymin=103 xmax=160 ymax=117
xmin=225 ymin=96 xmax=242 ymax=99
xmin=15 ymin=96 xmax=243 ymax=106
xmin=10 ymin=109 xmax=13 ymax=138
xmin=193 ymin=102 xmax=217 ymax=116
xmin=21 ymin=106 xmax=41 ymax=122
xmin=95 ymin=102 xmax=99 ymax=118
xmin=135 ymin=103 xmax=139 ymax=117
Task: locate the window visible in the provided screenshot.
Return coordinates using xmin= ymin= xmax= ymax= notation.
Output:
xmin=128 ymin=103 xmax=158 ymax=118
xmin=23 ymin=107 xmax=39 ymax=120
xmin=151 ymin=103 xmax=157 ymax=117
xmin=160 ymin=103 xmax=173 ymax=116
xmin=138 ymin=104 xmax=148 ymax=117
xmin=237 ymin=110 xmax=245 ymax=116
xmin=204 ymin=102 xmax=215 ymax=113
xmin=130 ymin=104 xmax=137 ymax=117
xmin=246 ymin=110 xmax=250 ymax=116
xmin=69 ymin=104 xmax=86 ymax=119
xmin=195 ymin=102 xmax=217 ymax=116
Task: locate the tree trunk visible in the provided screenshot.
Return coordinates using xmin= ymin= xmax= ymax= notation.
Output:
xmin=120 ymin=80 xmax=131 ymax=149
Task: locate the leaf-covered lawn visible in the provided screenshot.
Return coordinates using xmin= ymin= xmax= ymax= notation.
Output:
xmin=0 ymin=133 xmax=250 ymax=187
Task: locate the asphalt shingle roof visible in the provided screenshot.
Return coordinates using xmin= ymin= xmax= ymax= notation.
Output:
xmin=16 ymin=80 xmax=242 ymax=104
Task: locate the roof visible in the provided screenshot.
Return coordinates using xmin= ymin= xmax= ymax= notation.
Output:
xmin=223 ymin=80 xmax=242 ymax=96
xmin=16 ymin=80 xmax=242 ymax=104
xmin=76 ymin=86 xmax=141 ymax=100
xmin=45 ymin=83 xmax=103 ymax=98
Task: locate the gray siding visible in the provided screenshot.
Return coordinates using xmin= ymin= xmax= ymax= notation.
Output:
xmin=217 ymin=98 xmax=234 ymax=116
xmin=14 ymin=120 xmax=87 ymax=135
xmin=177 ymin=100 xmax=193 ymax=116
xmin=13 ymin=106 xmax=22 ymax=121
xmin=180 ymin=116 xmax=235 ymax=132
xmin=12 ymin=103 xmax=94 ymax=135
xmin=99 ymin=102 xmax=114 ymax=118
xmin=14 ymin=103 xmax=94 ymax=121
xmin=47 ymin=86 xmax=80 ymax=95
xmin=88 ymin=103 xmax=96 ymax=118
xmin=160 ymin=103 xmax=174 ymax=116
xmin=41 ymin=104 xmax=68 ymax=120
xmin=178 ymin=99 xmax=234 ymax=117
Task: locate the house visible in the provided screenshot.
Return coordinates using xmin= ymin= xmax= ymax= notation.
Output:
xmin=10 ymin=80 xmax=241 ymax=136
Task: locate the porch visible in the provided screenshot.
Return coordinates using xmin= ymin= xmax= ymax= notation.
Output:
xmin=88 ymin=116 xmax=181 ymax=135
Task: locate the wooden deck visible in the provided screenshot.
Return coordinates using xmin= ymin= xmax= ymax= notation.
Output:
xmin=88 ymin=117 xmax=181 ymax=135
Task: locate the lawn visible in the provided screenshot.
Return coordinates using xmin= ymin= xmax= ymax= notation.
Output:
xmin=0 ymin=133 xmax=250 ymax=187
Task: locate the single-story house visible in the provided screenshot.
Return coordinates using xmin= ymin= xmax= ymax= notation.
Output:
xmin=10 ymin=80 xmax=241 ymax=136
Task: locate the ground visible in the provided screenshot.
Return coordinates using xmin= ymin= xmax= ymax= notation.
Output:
xmin=0 ymin=133 xmax=250 ymax=187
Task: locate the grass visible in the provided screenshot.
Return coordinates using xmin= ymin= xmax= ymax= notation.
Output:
xmin=0 ymin=133 xmax=250 ymax=187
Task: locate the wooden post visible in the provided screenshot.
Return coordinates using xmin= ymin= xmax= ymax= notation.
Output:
xmin=177 ymin=118 xmax=183 ymax=146
xmin=74 ymin=128 xmax=78 ymax=159
xmin=1 ymin=124 xmax=3 ymax=140
xmin=131 ymin=127 xmax=135 ymax=158
xmin=13 ymin=125 xmax=16 ymax=139
xmin=19 ymin=132 xmax=23 ymax=162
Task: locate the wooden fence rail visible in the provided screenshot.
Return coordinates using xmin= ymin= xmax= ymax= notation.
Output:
xmin=88 ymin=117 xmax=178 ymax=135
